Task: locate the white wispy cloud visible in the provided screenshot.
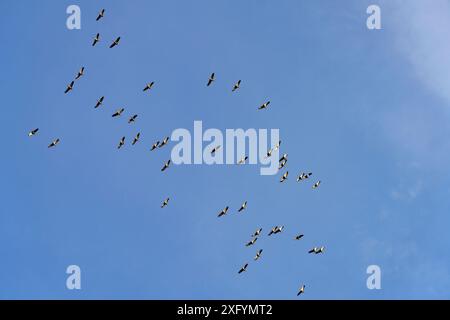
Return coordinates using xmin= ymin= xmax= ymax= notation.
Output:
xmin=387 ymin=0 xmax=450 ymax=105
xmin=390 ymin=180 xmax=423 ymax=201
xmin=373 ymin=1 xmax=450 ymax=170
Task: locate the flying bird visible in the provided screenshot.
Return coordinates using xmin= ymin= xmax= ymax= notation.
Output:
xmin=28 ymin=128 xmax=39 ymax=137
xmin=254 ymin=249 xmax=263 ymax=261
xmin=308 ymin=246 xmax=325 ymax=254
xmin=211 ymin=145 xmax=221 ymax=155
xmin=161 ymin=160 xmax=171 ymax=172
xmin=207 ymin=73 xmax=215 ymax=86
xmin=279 ymin=154 xmax=288 ymax=162
xmin=75 ymin=67 xmax=84 ymax=80
xmin=308 ymin=247 xmax=318 ymax=254
xmin=274 ymin=140 xmax=281 ymax=151
xmin=48 ymin=138 xmax=60 ymax=148
xmin=159 ymin=137 xmax=170 ymax=148
xmin=252 ymin=228 xmax=262 ymax=237
xmin=64 ymin=81 xmax=74 ymax=94
xmin=238 ymin=201 xmax=247 ymax=213
xmin=280 ymin=171 xmax=289 ymax=183
xmin=150 ymin=141 xmax=160 ymax=151
xmin=232 ymin=80 xmax=241 ymax=92
xmin=274 ymin=226 xmax=284 ymax=234
xmin=217 ymin=206 xmax=229 ymax=217
xmin=96 ymin=9 xmax=105 ymax=21
xmin=109 ymin=37 xmax=121 ymax=48
xmin=92 ymin=33 xmax=100 ymax=46
xmin=279 ymin=159 xmax=287 ymax=170
xmin=238 ymin=263 xmax=248 ymax=274
xmin=297 ymin=172 xmax=313 ymax=182
xmin=94 ymin=96 xmax=104 ymax=108
xmin=268 ymin=227 xmax=277 ymax=236
xmin=238 ymin=156 xmax=248 ymax=165
xmin=128 ymin=114 xmax=138 ymax=124
xmin=294 ymin=234 xmax=304 ymax=240
xmin=312 ymin=181 xmax=321 ymax=189
xmin=117 ymin=136 xmax=125 ymax=149
xmin=112 ymin=108 xmax=124 ymax=117
xmin=132 ymin=133 xmax=140 ymax=145
xmin=265 ymin=148 xmax=273 ymax=158
xmin=297 ymin=285 xmax=305 ymax=296
xmin=268 ymin=226 xmax=284 ymax=236
xmin=245 ymin=237 xmax=258 ymax=247
xmin=161 ymin=198 xmax=170 ymax=208
xmin=258 ymin=101 xmax=270 ymax=110
xmin=143 ymin=82 xmax=154 ymax=92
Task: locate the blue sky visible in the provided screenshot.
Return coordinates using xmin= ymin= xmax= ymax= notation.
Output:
xmin=1 ymin=0 xmax=450 ymax=299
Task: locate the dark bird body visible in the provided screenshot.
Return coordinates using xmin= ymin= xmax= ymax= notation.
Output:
xmin=109 ymin=37 xmax=121 ymax=48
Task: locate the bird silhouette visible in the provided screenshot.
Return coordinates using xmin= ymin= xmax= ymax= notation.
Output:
xmin=161 ymin=198 xmax=170 ymax=208
xmin=161 ymin=160 xmax=171 ymax=172
xmin=294 ymin=234 xmax=304 ymax=240
xmin=217 ymin=206 xmax=229 ymax=217
xmin=308 ymin=246 xmax=325 ymax=254
xmin=128 ymin=114 xmax=138 ymax=124
xmin=96 ymin=9 xmax=105 ymax=21
xmin=238 ymin=201 xmax=247 ymax=213
xmin=207 ymin=73 xmax=215 ymax=86
xmin=132 ymin=133 xmax=140 ymax=146
xmin=258 ymin=101 xmax=270 ymax=110
xmin=117 ymin=136 xmax=125 ymax=149
xmin=297 ymin=285 xmax=305 ymax=296
xmin=64 ymin=81 xmax=74 ymax=94
xmin=92 ymin=33 xmax=100 ymax=46
xmin=48 ymin=138 xmax=60 ymax=148
xmin=109 ymin=37 xmax=121 ymax=48
xmin=252 ymin=228 xmax=262 ymax=237
xmin=238 ymin=263 xmax=248 ymax=274
xmin=312 ymin=181 xmax=321 ymax=189
xmin=75 ymin=67 xmax=84 ymax=80
xmin=297 ymin=172 xmax=313 ymax=182
xmin=232 ymin=80 xmax=241 ymax=92
xmin=112 ymin=108 xmax=124 ymax=117
xmin=150 ymin=141 xmax=160 ymax=151
xmin=94 ymin=96 xmax=104 ymax=109
xmin=238 ymin=156 xmax=248 ymax=165
xmin=254 ymin=249 xmax=263 ymax=261
xmin=245 ymin=237 xmax=258 ymax=247
xmin=280 ymin=171 xmax=289 ymax=183
xmin=159 ymin=137 xmax=170 ymax=148
xmin=268 ymin=226 xmax=284 ymax=236
xmin=279 ymin=154 xmax=288 ymax=162
xmin=274 ymin=140 xmax=281 ymax=151
xmin=28 ymin=128 xmax=39 ymax=137
xmin=211 ymin=145 xmax=221 ymax=155
xmin=143 ymin=82 xmax=154 ymax=92
xmin=279 ymin=159 xmax=287 ymax=170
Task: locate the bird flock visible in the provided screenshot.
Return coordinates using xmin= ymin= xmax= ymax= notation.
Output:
xmin=27 ymin=8 xmax=326 ymax=298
